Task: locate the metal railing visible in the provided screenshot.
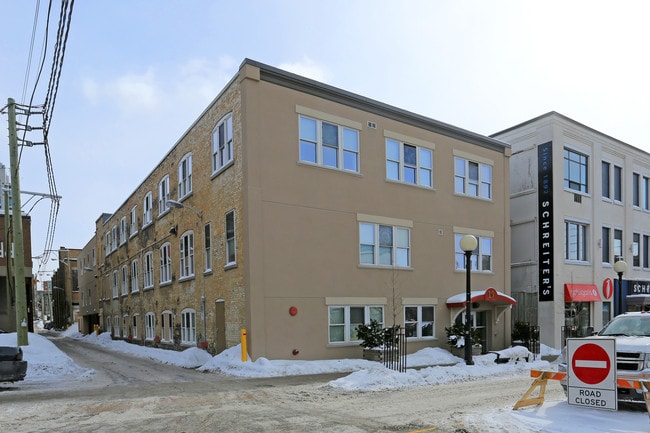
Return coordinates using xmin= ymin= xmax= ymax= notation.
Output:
xmin=382 ymin=326 xmax=406 ymax=372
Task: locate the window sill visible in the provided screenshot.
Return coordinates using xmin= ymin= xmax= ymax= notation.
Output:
xmin=159 ymin=281 xmax=172 ymax=288
xmin=358 ymin=264 xmax=413 ymax=271
xmin=211 ymin=159 xmax=234 ymax=179
xmin=178 ymin=275 xmax=196 ymax=283
xmin=385 ymin=178 xmax=434 ymax=191
xmin=224 ymin=262 xmax=237 ymax=271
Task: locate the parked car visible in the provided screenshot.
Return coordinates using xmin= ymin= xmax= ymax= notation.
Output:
xmin=0 ymin=328 xmax=28 ymax=383
xmin=558 ymin=312 xmax=650 ymax=403
xmin=0 ymin=346 xmax=27 ymax=382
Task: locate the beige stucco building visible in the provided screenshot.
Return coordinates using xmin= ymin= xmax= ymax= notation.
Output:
xmin=85 ymin=59 xmax=512 ymax=360
xmin=494 ymin=112 xmax=650 ymax=350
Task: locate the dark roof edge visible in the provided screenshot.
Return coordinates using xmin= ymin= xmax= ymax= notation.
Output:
xmin=243 ymin=58 xmax=510 ymax=154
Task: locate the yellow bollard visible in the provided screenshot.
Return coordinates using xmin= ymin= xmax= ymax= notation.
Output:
xmin=241 ymin=329 xmax=247 ymax=362
xmin=94 ymin=324 xmax=99 ymax=336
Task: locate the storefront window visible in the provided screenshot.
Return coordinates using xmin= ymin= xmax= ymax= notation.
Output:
xmin=565 ymin=302 xmax=592 ymax=337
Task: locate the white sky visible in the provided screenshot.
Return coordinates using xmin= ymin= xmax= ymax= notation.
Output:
xmin=1 ymin=327 xmax=646 ymax=432
xmin=2 ymin=1 xmax=650 ymax=271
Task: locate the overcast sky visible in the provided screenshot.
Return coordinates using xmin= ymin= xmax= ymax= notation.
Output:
xmin=2 ymin=1 xmax=650 ymax=272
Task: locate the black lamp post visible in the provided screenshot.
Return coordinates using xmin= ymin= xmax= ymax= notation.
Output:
xmin=614 ymin=259 xmax=627 ymax=316
xmin=460 ymin=234 xmax=478 ymax=366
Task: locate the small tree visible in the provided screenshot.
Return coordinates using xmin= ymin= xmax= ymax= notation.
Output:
xmin=445 ymin=322 xmax=481 ymax=348
xmin=356 ymin=319 xmax=385 ymax=349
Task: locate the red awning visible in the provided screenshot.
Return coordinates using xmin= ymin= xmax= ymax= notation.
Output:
xmin=564 ymin=284 xmax=601 ymax=302
xmin=446 ymin=287 xmax=517 ymax=308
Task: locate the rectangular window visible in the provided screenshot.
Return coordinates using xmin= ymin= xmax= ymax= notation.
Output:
xmin=132 ymin=315 xmax=138 ymax=340
xmin=299 ymin=115 xmax=359 ymax=172
xmin=180 ymin=232 xmax=195 ymax=278
xmin=212 ymin=113 xmax=234 ymax=173
xmin=359 ymin=222 xmax=410 ymax=267
xmin=454 ymin=234 xmax=492 ymax=272
xmin=161 ymin=311 xmax=173 ymax=342
xmin=454 ymin=157 xmax=492 ymax=199
xmin=120 ymin=217 xmax=127 ymax=246
xmin=158 ymin=175 xmax=170 ymax=215
xmin=181 ymin=309 xmax=196 ymax=344
xmin=145 ymin=312 xmax=155 ymax=341
xmin=131 ymin=260 xmax=139 ymax=292
xmin=614 ymin=165 xmax=622 ymax=202
xmin=614 ymin=229 xmax=623 ymax=261
xmin=121 ymin=266 xmax=128 ymax=296
xmin=225 ymin=211 xmax=236 ymax=266
xmin=602 ymin=227 xmax=610 ymax=264
xmin=143 ymin=252 xmax=154 ymax=289
xmin=564 ymin=221 xmax=588 ymax=261
xmin=564 ymin=148 xmax=588 ymax=193
xmin=204 ymin=223 xmax=212 ymax=272
xmin=143 ymin=192 xmax=153 ymax=226
xmin=633 ymin=173 xmax=640 ymax=207
xmin=112 ymin=271 xmax=118 ymax=298
xmin=160 ymin=243 xmax=172 ymax=284
xmin=404 ymin=306 xmax=435 ymax=339
xmin=113 ymin=315 xmax=119 ymax=337
xmin=385 ymin=139 xmax=433 ymax=187
xmin=178 ymin=153 xmax=193 ymax=199
xmin=633 ymin=232 xmax=641 ymax=267
xmin=328 ymin=305 xmax=383 ymax=343
xmin=644 ymin=176 xmax=650 ymax=210
xmin=644 ymin=235 xmax=650 ymax=269
xmin=602 ymin=161 xmax=610 ymax=199
xmin=130 ymin=206 xmax=138 ymax=236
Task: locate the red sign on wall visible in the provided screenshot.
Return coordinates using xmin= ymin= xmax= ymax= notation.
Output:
xmin=603 ymin=278 xmax=613 ymax=300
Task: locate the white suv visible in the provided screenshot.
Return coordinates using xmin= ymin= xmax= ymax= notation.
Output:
xmin=559 ymin=312 xmax=650 ymax=403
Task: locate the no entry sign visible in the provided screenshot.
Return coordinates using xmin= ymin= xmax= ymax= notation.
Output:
xmin=567 ymin=338 xmax=617 ymax=411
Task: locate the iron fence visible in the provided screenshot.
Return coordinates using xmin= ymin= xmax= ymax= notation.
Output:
xmin=382 ymin=326 xmax=406 ymax=372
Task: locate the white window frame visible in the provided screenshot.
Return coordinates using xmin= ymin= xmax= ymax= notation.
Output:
xmin=160 ymin=242 xmax=172 ymax=284
xmin=143 ymin=251 xmax=154 ymax=289
xmin=299 ymin=115 xmax=359 ymax=173
xmin=359 ymin=222 xmax=410 ymax=268
xmin=564 ymin=220 xmax=588 ymax=262
xmin=119 ymin=217 xmax=127 ymax=246
xmin=212 ymin=113 xmax=234 ymax=174
xmin=178 ymin=153 xmax=193 ymax=200
xmin=130 ymin=205 xmax=138 ymax=236
xmin=131 ymin=259 xmax=140 ymax=292
xmin=158 ymin=175 xmax=170 ymax=216
xmin=225 ymin=210 xmax=236 ymax=266
xmin=113 ymin=315 xmax=120 ymax=337
xmin=455 ymin=234 xmax=493 ymax=272
xmin=404 ymin=305 xmax=435 ymax=339
xmin=180 ymin=308 xmax=196 ymax=344
xmin=123 ymin=315 xmax=128 ymax=338
xmin=385 ymin=138 xmax=432 ymax=187
xmin=111 ymin=226 xmax=118 ymax=251
xmin=328 ymin=305 xmax=384 ymax=344
xmin=145 ymin=312 xmax=155 ymax=341
xmin=454 ymin=157 xmax=492 ymax=199
xmin=132 ymin=314 xmax=139 ymax=340
xmin=143 ymin=192 xmax=153 ymax=227
xmin=120 ymin=265 xmax=128 ymax=296
xmin=161 ymin=310 xmax=173 ymax=342
xmin=180 ymin=231 xmax=195 ymax=279
xmin=112 ymin=271 xmax=118 ymax=298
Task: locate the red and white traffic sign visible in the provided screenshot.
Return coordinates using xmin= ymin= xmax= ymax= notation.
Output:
xmin=567 ymin=338 xmax=617 ymax=411
xmin=603 ymin=278 xmax=613 ymax=300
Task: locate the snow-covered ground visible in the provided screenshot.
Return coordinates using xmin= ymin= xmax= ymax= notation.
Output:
xmin=1 ymin=325 xmax=648 ymax=432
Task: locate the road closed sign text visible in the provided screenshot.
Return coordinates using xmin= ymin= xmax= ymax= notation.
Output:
xmin=567 ymin=338 xmax=617 ymax=411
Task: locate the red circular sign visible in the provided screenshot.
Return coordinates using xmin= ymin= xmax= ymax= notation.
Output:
xmin=603 ymin=278 xmax=613 ymax=300
xmin=572 ymin=343 xmax=611 ymax=385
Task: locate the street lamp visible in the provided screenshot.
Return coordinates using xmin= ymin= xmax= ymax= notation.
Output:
xmin=460 ymin=234 xmax=478 ymax=366
xmin=166 ymin=199 xmax=202 ymax=219
xmin=614 ymin=259 xmax=627 ymax=316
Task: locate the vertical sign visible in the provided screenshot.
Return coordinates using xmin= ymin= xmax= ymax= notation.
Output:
xmin=538 ymin=142 xmax=554 ymax=302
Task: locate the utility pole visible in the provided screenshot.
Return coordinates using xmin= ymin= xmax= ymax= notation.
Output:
xmin=7 ymin=98 xmax=28 ymax=346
